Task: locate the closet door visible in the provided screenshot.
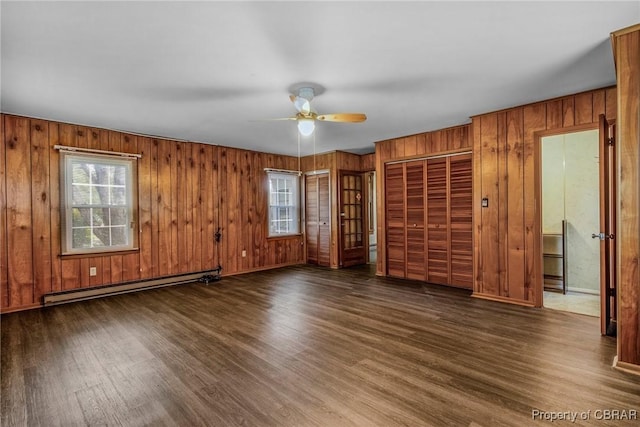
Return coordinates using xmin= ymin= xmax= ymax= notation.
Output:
xmin=426 ymin=157 xmax=449 ymax=284
xmin=405 ymin=161 xmax=426 ymax=280
xmin=305 ymin=173 xmax=330 ymax=267
xmin=449 ymin=154 xmax=473 ymax=288
xmin=305 ymin=175 xmax=319 ymax=264
xmin=317 ymin=174 xmax=330 ymax=267
xmin=385 ymin=163 xmax=406 ymax=277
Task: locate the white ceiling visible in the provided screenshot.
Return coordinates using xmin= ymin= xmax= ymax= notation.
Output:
xmin=2 ymin=1 xmax=639 ymax=156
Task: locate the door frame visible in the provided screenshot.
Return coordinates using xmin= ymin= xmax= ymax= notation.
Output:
xmin=534 ymin=122 xmax=615 ymax=334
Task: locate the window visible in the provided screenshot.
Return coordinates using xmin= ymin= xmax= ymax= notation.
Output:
xmin=267 ymin=171 xmax=300 ymax=237
xmin=60 ymin=152 xmax=138 ymax=254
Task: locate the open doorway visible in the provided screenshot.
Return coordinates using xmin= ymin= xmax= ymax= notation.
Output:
xmin=366 ymin=171 xmax=377 ymax=264
xmin=541 ymin=129 xmax=600 ymax=317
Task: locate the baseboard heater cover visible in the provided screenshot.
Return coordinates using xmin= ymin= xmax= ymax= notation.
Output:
xmin=43 ymin=267 xmax=222 ymax=307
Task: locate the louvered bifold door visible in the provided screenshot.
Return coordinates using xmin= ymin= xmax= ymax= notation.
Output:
xmin=448 ymin=154 xmax=473 ymax=288
xmin=305 ymin=175 xmax=319 ymax=264
xmin=317 ymin=174 xmax=331 ymax=267
xmin=405 ymin=161 xmax=426 ymax=280
xmin=426 ymin=157 xmax=449 ymax=284
xmin=385 ymin=163 xmax=406 ymax=278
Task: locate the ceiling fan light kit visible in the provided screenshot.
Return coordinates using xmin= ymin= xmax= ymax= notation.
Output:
xmin=297 ymin=118 xmax=315 ymax=136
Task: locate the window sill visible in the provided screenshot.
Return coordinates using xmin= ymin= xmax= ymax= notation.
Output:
xmin=59 ymin=248 xmax=140 ymax=259
xmin=267 ymin=234 xmax=303 ymax=241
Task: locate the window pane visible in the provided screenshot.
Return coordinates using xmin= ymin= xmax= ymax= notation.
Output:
xmin=72 ymin=228 xmax=92 ymax=249
xmin=92 ymin=208 xmax=108 ymax=227
xmin=110 ymin=208 xmax=128 ymax=226
xmin=111 ymin=187 xmax=126 ymax=205
xmin=72 ymin=184 xmax=90 ymax=205
xmin=72 ymin=207 xmax=91 ymax=227
xmin=91 ymin=227 xmax=109 ymax=247
xmin=111 ymin=226 xmax=128 ymax=246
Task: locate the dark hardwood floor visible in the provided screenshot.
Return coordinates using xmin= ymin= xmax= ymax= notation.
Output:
xmin=2 ymin=265 xmax=639 ymax=426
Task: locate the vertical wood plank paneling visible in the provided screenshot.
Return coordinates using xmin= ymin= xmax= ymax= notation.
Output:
xmin=241 ymin=151 xmax=251 ymax=271
xmin=496 ymin=112 xmax=508 ymax=297
xmin=150 ymin=139 xmax=160 ymax=277
xmin=575 ymin=92 xmax=593 ymax=125
xmin=479 ymin=114 xmax=499 ymax=296
xmin=546 ymin=99 xmax=563 ymax=130
xmin=472 ymin=121 xmax=483 ymax=294
xmin=138 ymin=137 xmax=153 ymax=279
xmin=157 ymin=140 xmax=172 ymax=276
xmin=613 ymin=27 xmax=640 ymax=367
xmin=202 ymin=145 xmax=215 ymax=270
xmin=176 ymin=142 xmax=188 ymax=274
xmin=48 ymin=123 xmax=62 ymax=293
xmin=505 ymin=109 xmax=526 ymax=301
xmin=61 ymin=259 xmax=80 ymax=290
xmin=30 ymin=120 xmax=52 ymax=304
xmin=360 ymin=153 xmax=375 ymax=171
xmin=88 ymin=258 xmax=103 ymax=287
xmin=169 ymin=142 xmax=179 ymax=274
xmin=0 ymin=117 xmax=7 ymax=308
xmin=592 ymin=89 xmax=606 ymax=123
xmin=79 ymin=258 xmax=90 ymax=288
xmin=225 ymin=148 xmax=240 ymax=274
xmin=404 ymin=136 xmax=417 ymax=157
xmin=523 ymin=103 xmax=546 ymax=304
xmin=5 ymin=116 xmax=34 ymax=306
xmin=562 ymin=97 xmax=575 ymax=128
xmin=605 ymin=87 xmax=617 ymax=121
xmin=191 ymin=144 xmax=202 ymax=272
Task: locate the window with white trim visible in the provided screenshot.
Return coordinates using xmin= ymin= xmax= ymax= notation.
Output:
xmin=60 ymin=152 xmax=138 ymax=254
xmin=267 ymin=171 xmax=300 ymax=237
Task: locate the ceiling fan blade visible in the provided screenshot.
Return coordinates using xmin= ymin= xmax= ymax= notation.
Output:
xmin=316 ymin=113 xmax=367 ymax=123
xmin=254 ymin=117 xmax=297 ymax=121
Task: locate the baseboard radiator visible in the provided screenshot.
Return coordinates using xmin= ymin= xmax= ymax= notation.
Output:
xmin=43 ymin=266 xmax=222 ymax=307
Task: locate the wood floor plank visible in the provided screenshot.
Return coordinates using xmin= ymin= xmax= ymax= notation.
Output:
xmin=1 ymin=265 xmax=639 ymax=426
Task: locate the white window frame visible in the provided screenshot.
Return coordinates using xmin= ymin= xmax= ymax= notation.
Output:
xmin=60 ymin=151 xmax=138 ymax=255
xmin=267 ymin=170 xmax=300 ymax=237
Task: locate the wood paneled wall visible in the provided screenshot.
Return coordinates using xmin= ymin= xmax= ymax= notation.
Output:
xmin=0 ymin=114 xmax=304 ymax=313
xmin=374 ymin=125 xmax=472 ymax=276
xmin=300 ymin=150 xmax=370 ymax=268
xmin=472 ymin=87 xmax=617 ymax=307
xmin=612 ymin=24 xmax=640 ymax=370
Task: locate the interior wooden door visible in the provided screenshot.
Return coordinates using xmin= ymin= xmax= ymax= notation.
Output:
xmin=385 ymin=163 xmax=406 ymax=277
xmin=426 ymin=157 xmax=449 ymax=284
xmin=339 ymin=171 xmax=366 ymax=267
xmin=599 ymin=115 xmax=617 ymax=336
xmin=305 ymin=173 xmax=330 ymax=267
xmin=405 ymin=161 xmax=426 ymax=280
xmin=449 ymin=154 xmax=473 ymax=288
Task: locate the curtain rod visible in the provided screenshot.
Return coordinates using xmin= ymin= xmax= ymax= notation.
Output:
xmin=54 ymin=145 xmax=142 ymax=159
xmin=263 ymin=168 xmax=302 ymax=176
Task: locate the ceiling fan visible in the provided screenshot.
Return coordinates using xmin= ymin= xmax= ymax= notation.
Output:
xmin=274 ymin=86 xmax=367 ymax=136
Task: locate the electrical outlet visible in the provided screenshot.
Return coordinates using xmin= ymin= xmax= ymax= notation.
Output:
xmin=89 ymin=267 xmax=97 ymax=276
xmin=241 ymin=250 xmax=247 ymax=257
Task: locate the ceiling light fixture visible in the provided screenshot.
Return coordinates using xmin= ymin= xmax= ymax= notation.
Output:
xmin=297 ymin=118 xmax=315 ymax=136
